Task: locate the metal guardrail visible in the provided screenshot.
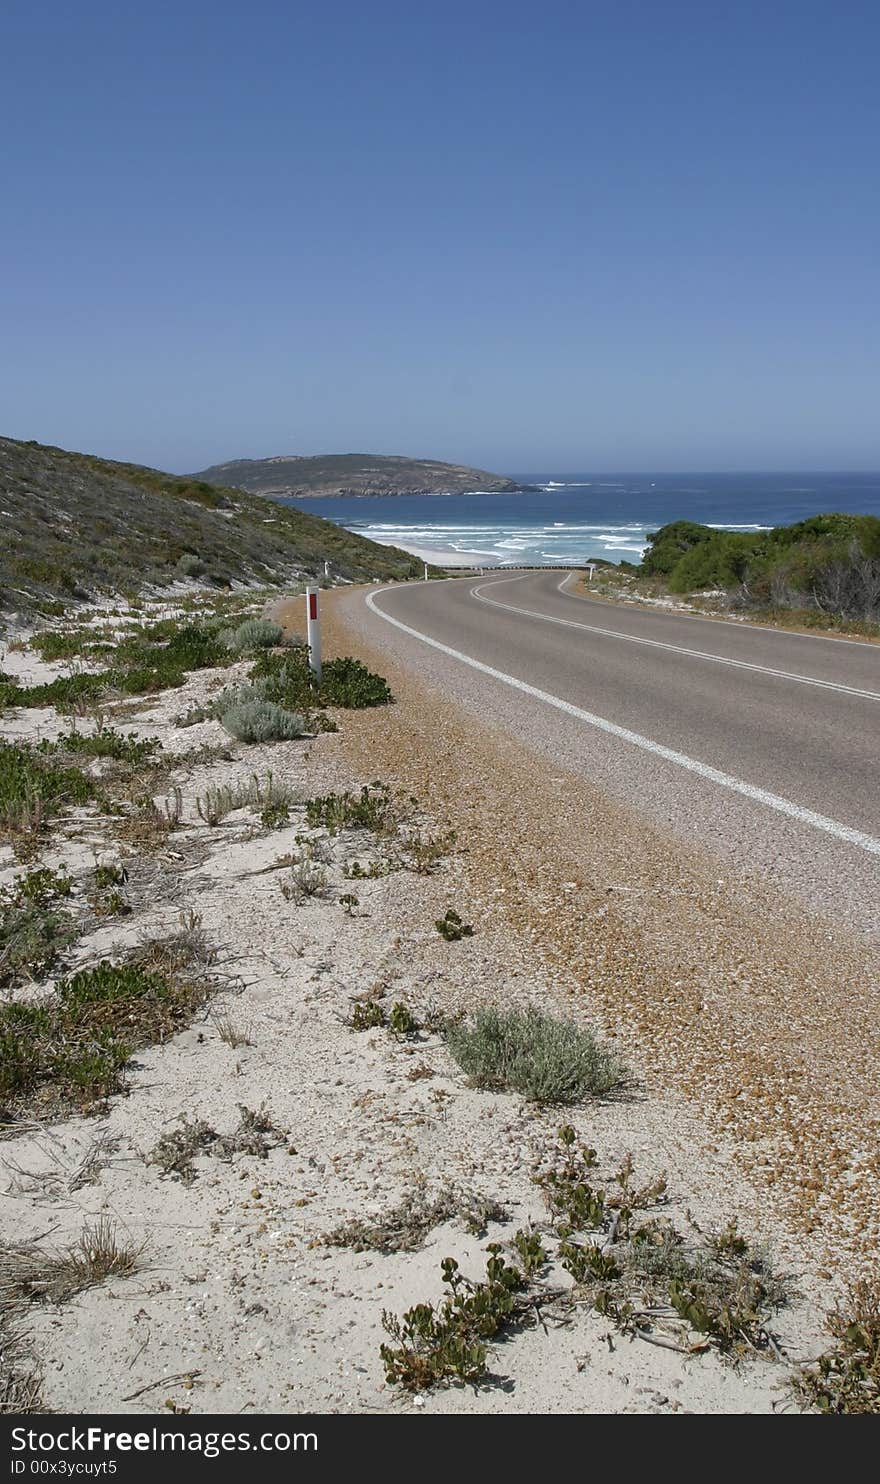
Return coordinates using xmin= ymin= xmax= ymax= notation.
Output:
xmin=432 ymin=563 xmax=591 ymax=572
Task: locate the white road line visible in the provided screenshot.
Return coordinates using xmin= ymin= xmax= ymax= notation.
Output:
xmin=365 ymin=586 xmax=880 ymax=859
xmin=468 ymin=573 xmax=880 ymax=703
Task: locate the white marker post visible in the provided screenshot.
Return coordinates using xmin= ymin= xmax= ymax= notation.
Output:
xmin=424 ymin=563 xmax=429 ymax=582
xmin=324 ymin=560 xmax=330 ymax=577
xmin=586 ymin=563 xmax=596 ymax=581
xmin=306 ymin=585 xmax=322 ymax=685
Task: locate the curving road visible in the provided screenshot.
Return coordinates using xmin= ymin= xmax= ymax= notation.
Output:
xmin=360 ymin=570 xmax=879 ymax=936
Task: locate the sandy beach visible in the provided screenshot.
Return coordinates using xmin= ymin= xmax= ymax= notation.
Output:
xmin=368 ymin=539 xmax=500 ymax=570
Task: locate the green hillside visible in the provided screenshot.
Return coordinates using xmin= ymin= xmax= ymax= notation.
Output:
xmin=0 ymin=436 xmax=424 ymax=626
xmin=192 ymin=452 xmax=524 ymax=498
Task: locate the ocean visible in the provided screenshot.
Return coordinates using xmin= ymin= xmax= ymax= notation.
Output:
xmin=282 ymin=471 xmax=880 ymax=568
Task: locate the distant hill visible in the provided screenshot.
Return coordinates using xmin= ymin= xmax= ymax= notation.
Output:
xmin=0 ymin=436 xmax=424 ymax=625
xmin=191 ymin=453 xmax=526 ymax=498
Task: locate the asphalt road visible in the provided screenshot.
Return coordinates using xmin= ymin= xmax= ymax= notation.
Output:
xmin=361 ymin=570 xmax=879 ymax=936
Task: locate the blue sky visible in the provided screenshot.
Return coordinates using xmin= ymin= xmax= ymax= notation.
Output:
xmin=3 ymin=0 xmax=878 ymax=473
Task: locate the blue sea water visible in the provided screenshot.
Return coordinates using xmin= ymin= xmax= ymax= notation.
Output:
xmin=283 ymin=472 xmax=880 ymax=567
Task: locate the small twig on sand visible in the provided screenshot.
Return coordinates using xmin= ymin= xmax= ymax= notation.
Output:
xmin=122 ymin=1369 xmax=203 ymax=1402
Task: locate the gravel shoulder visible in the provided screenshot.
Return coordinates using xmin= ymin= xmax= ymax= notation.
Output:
xmin=309 ymin=583 xmax=880 ymax=1282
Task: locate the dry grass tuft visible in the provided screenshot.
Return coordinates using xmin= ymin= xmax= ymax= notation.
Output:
xmin=0 ymin=1217 xmax=141 ymax=1308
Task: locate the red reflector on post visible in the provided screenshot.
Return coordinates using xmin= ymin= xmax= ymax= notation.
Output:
xmin=309 ymin=593 xmax=318 ymax=620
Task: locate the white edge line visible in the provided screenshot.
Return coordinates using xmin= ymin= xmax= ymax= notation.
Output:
xmin=469 ymin=573 xmax=880 ymax=702
xmin=365 ymin=586 xmax=880 ymax=859
xmin=422 ymin=568 xmax=879 ymax=649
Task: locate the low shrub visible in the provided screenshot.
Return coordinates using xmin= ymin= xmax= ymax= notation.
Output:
xmin=380 ymin=1240 xmax=547 ymax=1392
xmin=220 ymin=700 xmax=306 ymax=743
xmin=29 ymin=630 xmax=94 ymax=662
xmin=531 ymin=1128 xmax=787 ymax=1358
xmin=250 ymin=650 xmax=392 ymax=710
xmin=4 ymin=622 xmax=229 ymax=712
xmin=0 ymin=673 xmax=108 ymax=712
xmin=222 ymin=618 xmax=285 ymax=654
xmin=445 ymin=1006 xmax=627 ymax=1103
xmin=319 ymin=657 xmax=393 ymax=708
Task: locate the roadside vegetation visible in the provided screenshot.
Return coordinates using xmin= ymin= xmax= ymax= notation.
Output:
xmin=0 ymin=923 xmax=216 ymax=1125
xmin=379 ymin=1123 xmax=790 ymax=1394
xmin=791 ymin=1281 xmax=880 ymax=1413
xmin=0 ymin=581 xmax=850 ymax=1415
xmin=445 ymin=1006 xmax=627 ymax=1103
xmin=606 ymin=513 xmax=880 ymax=635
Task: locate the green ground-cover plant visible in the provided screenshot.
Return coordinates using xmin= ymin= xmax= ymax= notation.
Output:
xmin=250 ymin=650 xmax=393 ymax=710
xmin=0 ymin=867 xmax=77 ymax=991
xmin=0 ymin=672 xmax=109 ymax=711
xmin=342 ymin=858 xmax=394 ymax=880
xmin=380 ymin=1239 xmax=549 ymax=1391
xmin=445 ymin=1006 xmax=627 ymax=1103
xmin=305 ymin=783 xmax=395 ymax=834
xmin=435 ymin=908 xmax=473 ymax=941
xmin=347 ymin=997 xmax=419 ymax=1034
xmin=39 ymin=729 xmax=161 ymax=766
xmin=30 ymin=630 xmax=97 ymax=662
xmin=260 ymin=801 xmax=290 ymax=830
xmin=317 ymin=656 xmax=394 ymax=708
xmin=0 ymin=936 xmax=215 ymax=1122
xmin=4 ymin=621 xmax=232 ymax=711
xmin=791 ymin=1281 xmax=880 ymax=1413
xmin=533 ymin=1127 xmax=787 ymax=1357
xmin=87 ymin=862 xmax=131 ymax=918
xmin=0 ymin=741 xmax=97 ymax=851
